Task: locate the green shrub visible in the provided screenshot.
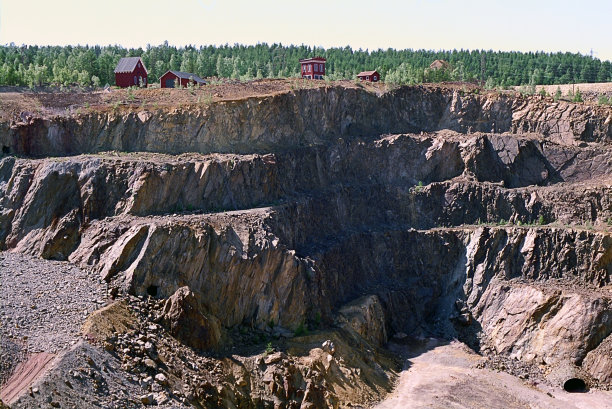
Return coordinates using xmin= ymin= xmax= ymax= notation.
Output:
xmin=294 ymin=322 xmax=308 ymax=337
xmin=127 ymin=87 xmax=136 ymax=103
xmin=312 ymin=312 xmax=322 ymax=330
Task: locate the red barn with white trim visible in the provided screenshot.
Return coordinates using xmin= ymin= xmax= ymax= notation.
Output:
xmin=299 ymin=57 xmax=326 ymax=79
xmin=357 ymin=70 xmax=380 ymax=82
xmin=114 ymin=57 xmax=148 ymax=88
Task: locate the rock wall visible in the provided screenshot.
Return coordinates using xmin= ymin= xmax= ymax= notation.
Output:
xmin=2 ymin=87 xmax=611 ymax=157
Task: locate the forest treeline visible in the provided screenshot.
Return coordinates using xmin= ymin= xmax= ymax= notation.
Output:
xmin=0 ymin=42 xmax=610 ymax=88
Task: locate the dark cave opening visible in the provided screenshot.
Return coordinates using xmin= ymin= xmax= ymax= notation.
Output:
xmin=146 ymin=285 xmax=158 ymax=297
xmin=563 ymin=378 xmax=587 ymax=393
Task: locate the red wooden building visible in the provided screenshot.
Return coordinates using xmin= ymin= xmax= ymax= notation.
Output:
xmin=114 ymin=57 xmax=148 ymax=88
xmin=357 ymin=70 xmax=380 ymax=82
xmin=299 ymin=57 xmax=326 ymax=79
xmin=160 ymin=70 xmax=207 ymax=88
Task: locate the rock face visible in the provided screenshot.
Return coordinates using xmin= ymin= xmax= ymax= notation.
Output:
xmin=336 ymin=295 xmax=388 ymax=346
xmin=1 ymin=87 xmax=611 ymax=158
xmin=161 ymin=286 xmax=221 ymax=350
xmin=1 ymin=85 xmax=612 ymax=406
xmin=583 ymin=334 xmax=612 ymax=383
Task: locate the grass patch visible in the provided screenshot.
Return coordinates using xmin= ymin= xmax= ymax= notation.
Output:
xmin=294 ymin=321 xmax=308 ymax=337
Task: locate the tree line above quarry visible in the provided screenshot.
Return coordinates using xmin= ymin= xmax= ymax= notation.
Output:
xmin=1 ymin=42 xmax=610 ymax=88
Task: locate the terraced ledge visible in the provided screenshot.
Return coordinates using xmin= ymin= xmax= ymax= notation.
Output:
xmin=1 ymin=85 xmax=612 ymax=408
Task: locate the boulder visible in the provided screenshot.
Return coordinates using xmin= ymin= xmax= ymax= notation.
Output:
xmin=161 ymin=286 xmax=221 ymax=350
xmin=140 ymin=393 xmax=155 ymax=405
xmin=336 ymin=295 xmax=387 ymax=346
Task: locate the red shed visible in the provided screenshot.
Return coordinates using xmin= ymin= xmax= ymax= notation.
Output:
xmin=114 ymin=57 xmax=148 ymax=88
xmin=357 ymin=70 xmax=380 ymax=82
xmin=160 ymin=70 xmax=207 ymax=88
xmin=299 ymin=57 xmax=326 ymax=79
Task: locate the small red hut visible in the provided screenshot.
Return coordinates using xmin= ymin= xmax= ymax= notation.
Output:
xmin=357 ymin=70 xmax=380 ymax=82
xmin=114 ymin=57 xmax=148 ymax=88
xmin=299 ymin=57 xmax=326 ymax=79
xmin=160 ymin=70 xmax=207 ymax=88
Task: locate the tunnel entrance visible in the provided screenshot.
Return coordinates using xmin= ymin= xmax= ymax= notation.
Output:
xmin=563 ymin=378 xmax=587 ymax=393
xmin=146 ymin=285 xmax=158 ymax=297
xmin=2 ymin=146 xmax=10 ymax=154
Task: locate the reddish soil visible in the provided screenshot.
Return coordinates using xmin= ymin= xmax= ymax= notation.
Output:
xmin=0 ymin=352 xmax=55 ymax=405
xmin=0 ymin=78 xmax=485 ymax=123
xmin=0 ymin=79 xmax=388 ymax=122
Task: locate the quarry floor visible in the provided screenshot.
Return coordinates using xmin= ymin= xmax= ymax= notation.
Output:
xmin=376 ymin=340 xmax=612 ymax=409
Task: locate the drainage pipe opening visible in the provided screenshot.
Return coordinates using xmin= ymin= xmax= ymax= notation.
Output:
xmin=563 ymin=378 xmax=587 ymax=393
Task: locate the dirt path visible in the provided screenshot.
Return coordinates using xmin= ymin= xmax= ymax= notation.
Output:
xmin=0 ymin=352 xmax=54 ymax=404
xmin=374 ymin=340 xmax=612 ymax=409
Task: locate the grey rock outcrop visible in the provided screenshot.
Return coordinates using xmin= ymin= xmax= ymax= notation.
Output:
xmin=336 ymin=295 xmax=388 ymax=346
xmin=161 ymin=286 xmax=221 ymax=350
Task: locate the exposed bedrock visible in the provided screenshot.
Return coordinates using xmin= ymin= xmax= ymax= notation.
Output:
xmin=2 ymin=86 xmax=612 ymax=391
xmin=2 ymin=86 xmax=612 ymax=157
xmin=61 ymin=211 xmax=612 ymax=373
xmin=2 ymin=131 xmax=612 ymax=257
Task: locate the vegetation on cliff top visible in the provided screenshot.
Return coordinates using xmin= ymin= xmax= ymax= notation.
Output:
xmin=1 ymin=42 xmax=611 ymax=88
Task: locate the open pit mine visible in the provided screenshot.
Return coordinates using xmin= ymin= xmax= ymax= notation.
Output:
xmin=0 ymin=83 xmax=611 ymax=408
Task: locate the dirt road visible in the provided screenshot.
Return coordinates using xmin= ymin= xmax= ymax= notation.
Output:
xmin=374 ymin=339 xmax=612 ymax=409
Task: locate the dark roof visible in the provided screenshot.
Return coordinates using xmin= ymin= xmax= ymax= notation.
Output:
xmin=299 ymin=57 xmax=326 ymax=63
xmin=164 ymin=70 xmax=206 ymax=84
xmin=114 ymin=57 xmax=147 ymax=74
xmin=357 ymin=70 xmax=378 ymax=77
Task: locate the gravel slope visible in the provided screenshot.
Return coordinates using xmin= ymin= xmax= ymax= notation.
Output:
xmin=0 ymin=252 xmax=106 ymax=387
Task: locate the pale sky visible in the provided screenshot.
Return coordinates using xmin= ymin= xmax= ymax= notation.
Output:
xmin=1 ymin=0 xmax=611 ymax=61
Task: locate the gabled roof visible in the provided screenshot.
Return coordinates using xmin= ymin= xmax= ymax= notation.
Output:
xmin=357 ymin=70 xmax=378 ymax=77
xmin=164 ymin=70 xmax=206 ymax=84
xmin=114 ymin=57 xmax=147 ymax=74
xmin=429 ymin=59 xmax=450 ymax=70
xmin=299 ymin=56 xmax=326 ymax=63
